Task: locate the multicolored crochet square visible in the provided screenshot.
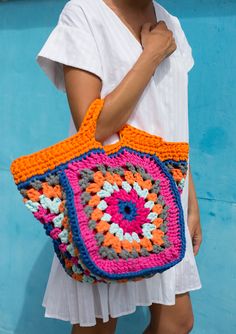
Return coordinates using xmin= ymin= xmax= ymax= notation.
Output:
xmin=10 ymin=98 xmax=189 ymax=284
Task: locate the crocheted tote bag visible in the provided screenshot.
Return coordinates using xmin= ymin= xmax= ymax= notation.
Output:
xmin=10 ymin=98 xmax=189 ymax=284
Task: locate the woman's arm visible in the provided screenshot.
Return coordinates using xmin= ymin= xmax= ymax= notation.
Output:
xmin=63 ymin=21 xmax=176 ymax=143
xmin=188 ymin=164 xmax=200 ymax=216
xmin=187 ymin=164 xmax=203 ymax=256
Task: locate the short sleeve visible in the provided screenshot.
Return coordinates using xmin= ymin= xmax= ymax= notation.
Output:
xmin=155 ymin=2 xmax=195 ymax=73
xmin=36 ymin=1 xmax=103 ymax=92
xmin=171 ymin=15 xmax=195 ymax=72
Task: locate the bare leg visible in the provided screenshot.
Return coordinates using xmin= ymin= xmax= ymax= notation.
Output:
xmin=71 ymin=316 xmax=117 ymax=334
xmin=143 ymin=292 xmax=194 ymax=334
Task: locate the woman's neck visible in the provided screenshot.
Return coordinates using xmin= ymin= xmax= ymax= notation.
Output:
xmin=110 ymin=0 xmax=153 ymax=12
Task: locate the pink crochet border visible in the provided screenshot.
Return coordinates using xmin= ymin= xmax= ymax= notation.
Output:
xmin=64 ymin=150 xmax=182 ymax=275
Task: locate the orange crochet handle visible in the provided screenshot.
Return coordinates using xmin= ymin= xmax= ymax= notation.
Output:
xmin=79 ymin=98 xmax=188 ymax=159
xmin=10 ymin=99 xmax=104 ymax=184
xmin=10 ymin=98 xmax=189 ymax=185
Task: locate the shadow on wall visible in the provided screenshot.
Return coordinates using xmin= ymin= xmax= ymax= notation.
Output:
xmin=0 ymin=0 xmax=236 ymax=30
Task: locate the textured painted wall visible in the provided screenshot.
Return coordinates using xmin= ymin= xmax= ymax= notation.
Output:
xmin=0 ymin=0 xmax=235 ymax=333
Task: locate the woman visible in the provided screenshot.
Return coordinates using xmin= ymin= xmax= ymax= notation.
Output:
xmin=36 ymin=0 xmax=203 ymax=333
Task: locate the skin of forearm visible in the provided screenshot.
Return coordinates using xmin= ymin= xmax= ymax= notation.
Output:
xmin=95 ymin=51 xmax=162 ymax=142
xmin=188 ymin=165 xmax=200 ymax=215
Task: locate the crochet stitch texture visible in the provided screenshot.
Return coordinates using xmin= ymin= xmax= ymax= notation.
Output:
xmin=10 ymin=99 xmax=189 ymax=284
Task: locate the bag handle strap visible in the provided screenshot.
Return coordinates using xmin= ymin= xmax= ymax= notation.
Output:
xmin=78 ymin=98 xmax=105 ymax=142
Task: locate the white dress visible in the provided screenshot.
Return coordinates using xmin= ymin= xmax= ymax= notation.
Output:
xmin=36 ymin=0 xmax=202 ymax=326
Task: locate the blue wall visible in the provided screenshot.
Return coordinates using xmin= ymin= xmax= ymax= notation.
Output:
xmin=0 ymin=0 xmax=235 ymax=333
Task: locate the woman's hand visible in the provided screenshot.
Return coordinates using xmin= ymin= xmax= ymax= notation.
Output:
xmin=141 ymin=20 xmax=177 ymax=65
xmin=188 ymin=208 xmax=202 ymax=257
xmin=187 ymin=165 xmax=203 ymax=256
xmin=63 ymin=23 xmax=177 ymax=143
xmin=64 ymin=21 xmax=177 ymax=142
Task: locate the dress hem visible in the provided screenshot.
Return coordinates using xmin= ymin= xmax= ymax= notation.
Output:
xmin=42 ymin=283 xmax=202 ymax=326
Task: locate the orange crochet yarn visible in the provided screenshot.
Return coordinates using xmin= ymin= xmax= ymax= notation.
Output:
xmin=11 ymin=99 xmax=188 ymax=185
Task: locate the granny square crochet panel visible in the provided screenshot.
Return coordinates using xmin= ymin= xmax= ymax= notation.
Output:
xmin=10 ymin=99 xmax=189 ymax=284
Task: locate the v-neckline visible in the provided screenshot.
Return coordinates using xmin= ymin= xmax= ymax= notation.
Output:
xmin=100 ymin=0 xmax=158 ymax=50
